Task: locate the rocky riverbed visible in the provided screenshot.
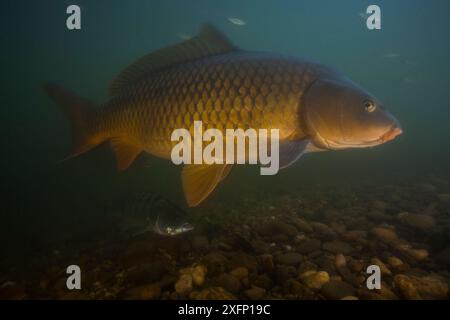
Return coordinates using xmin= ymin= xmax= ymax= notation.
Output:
xmin=1 ymin=175 xmax=450 ymax=300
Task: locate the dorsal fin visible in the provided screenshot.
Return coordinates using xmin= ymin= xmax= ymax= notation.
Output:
xmin=109 ymin=24 xmax=237 ymax=96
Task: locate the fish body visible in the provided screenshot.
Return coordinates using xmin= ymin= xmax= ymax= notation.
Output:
xmin=112 ymin=192 xmax=194 ymax=237
xmin=97 ymin=51 xmax=331 ymax=159
xmin=46 ymin=25 xmax=402 ymax=207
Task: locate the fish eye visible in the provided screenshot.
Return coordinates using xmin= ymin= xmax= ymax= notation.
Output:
xmin=364 ymin=100 xmax=376 ymax=113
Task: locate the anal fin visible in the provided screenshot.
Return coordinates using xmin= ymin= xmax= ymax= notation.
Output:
xmin=110 ymin=138 xmax=142 ymax=171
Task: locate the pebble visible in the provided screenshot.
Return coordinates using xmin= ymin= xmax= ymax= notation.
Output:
xmin=229 ymin=267 xmax=249 ymax=280
xmin=190 ymin=287 xmax=236 ymax=300
xmin=251 ymin=274 xmax=273 ymax=290
xmin=275 ymin=253 xmax=303 ymax=266
xmin=397 ymin=212 xmax=435 ymax=230
xmin=394 ymin=274 xmax=448 ymax=299
xmin=348 ymin=259 xmax=365 ymax=273
xmin=175 ymin=274 xmax=193 ymax=295
xmin=213 ymin=274 xmax=241 ymax=294
xmin=191 ymin=264 xmax=207 ymax=287
xmin=191 ymin=235 xmax=210 ymax=252
xmin=291 ymin=218 xmax=313 ymax=233
xmin=244 ymin=286 xmax=266 ymax=300
xmin=371 ymin=227 xmax=399 ymax=245
xmin=257 ymin=221 xmax=298 ymax=238
xmin=322 ymin=240 xmax=355 ymax=255
xmin=202 ymin=252 xmax=227 ymax=276
xmin=123 ymin=283 xmax=161 ymax=300
xmin=387 ymin=256 xmax=405 ymax=272
xmin=299 ymin=270 xmax=330 ymax=290
xmin=258 ymin=254 xmax=274 ymax=272
xmin=370 ymin=257 xmax=392 ymax=276
xmin=297 ymin=239 xmax=321 ymax=254
xmin=320 ymin=280 xmax=356 ymax=300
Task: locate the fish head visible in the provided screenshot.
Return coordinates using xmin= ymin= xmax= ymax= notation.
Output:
xmin=302 ymin=78 xmax=402 ymax=150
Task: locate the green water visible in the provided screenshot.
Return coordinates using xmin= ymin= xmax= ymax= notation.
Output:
xmin=1 ymin=0 xmax=449 ymax=299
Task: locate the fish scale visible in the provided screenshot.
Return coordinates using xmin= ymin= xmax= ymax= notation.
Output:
xmin=97 ymin=52 xmax=317 ymax=161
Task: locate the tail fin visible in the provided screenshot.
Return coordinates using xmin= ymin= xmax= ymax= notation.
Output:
xmin=44 ymin=83 xmax=103 ymax=159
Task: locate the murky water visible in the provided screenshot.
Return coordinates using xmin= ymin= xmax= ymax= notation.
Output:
xmin=1 ymin=0 xmax=449 ymax=299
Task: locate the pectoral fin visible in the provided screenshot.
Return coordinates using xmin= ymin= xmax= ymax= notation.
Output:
xmin=181 ymin=164 xmax=232 ymax=207
xmin=278 ymin=139 xmax=311 ymax=169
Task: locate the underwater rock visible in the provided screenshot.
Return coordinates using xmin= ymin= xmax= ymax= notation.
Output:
xmin=370 ymin=257 xmax=392 ymax=276
xmin=299 ymin=270 xmax=330 ymax=290
xmin=229 ymin=267 xmax=249 ymax=281
xmin=291 ymin=217 xmax=313 ymax=233
xmin=244 ymin=286 xmax=266 ymax=300
xmin=228 ymin=252 xmax=258 ymax=273
xmin=371 ymin=227 xmax=399 ymax=245
xmin=191 ymin=235 xmax=210 ymax=252
xmin=347 ymin=259 xmax=365 ymax=273
xmin=273 ymin=265 xmax=297 ymax=285
xmin=322 ymin=240 xmax=355 ymax=255
xmin=397 ymin=212 xmax=435 ymax=230
xmin=275 ymin=253 xmax=303 ymax=266
xmin=297 ymin=259 xmax=318 ymax=274
xmin=335 ymin=253 xmax=346 ymax=268
xmin=123 ymin=283 xmax=161 ymax=300
xmin=175 ymin=274 xmax=193 ymax=295
xmin=320 ymin=280 xmax=355 ymax=300
xmin=125 ymin=261 xmax=168 ymax=285
xmin=251 ymin=274 xmax=273 ymax=290
xmin=0 ymin=282 xmax=27 ymax=300
xmin=191 ymin=264 xmax=207 ymax=287
xmin=397 ymin=245 xmax=429 ymax=261
xmin=335 ymin=254 xmax=362 ymax=286
xmin=190 ymin=287 xmax=236 ymax=300
xmin=387 ymin=256 xmax=406 ymax=272
xmin=310 ymin=222 xmax=337 ymax=240
xmin=297 ymin=239 xmax=321 ymax=254
xmin=393 ymin=275 xmax=421 ymax=299
xmin=212 ymin=274 xmax=241 ymax=294
xmin=283 ymin=279 xmax=309 ymax=296
xmin=258 ymin=254 xmax=274 ymax=273
xmin=341 ymin=230 xmax=367 ymax=242
xmin=394 ymin=274 xmax=448 ymax=299
xmin=257 ymin=220 xmax=298 ymax=239
xmin=366 ymin=210 xmax=393 ymax=222
xmin=201 ymin=252 xmax=227 ymax=276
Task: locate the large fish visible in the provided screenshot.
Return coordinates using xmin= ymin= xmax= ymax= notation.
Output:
xmin=46 ymin=25 xmax=402 ymax=207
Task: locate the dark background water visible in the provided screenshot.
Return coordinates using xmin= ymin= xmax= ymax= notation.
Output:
xmin=1 ymin=0 xmax=449 ymax=263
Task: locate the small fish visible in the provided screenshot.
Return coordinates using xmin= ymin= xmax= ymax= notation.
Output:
xmin=46 ymin=24 xmax=402 ymax=207
xmin=228 ymin=17 xmax=246 ymax=26
xmin=113 ymin=193 xmax=194 ymax=237
xmin=177 ymin=33 xmax=192 ymax=40
xmin=383 ymin=53 xmax=401 ymax=59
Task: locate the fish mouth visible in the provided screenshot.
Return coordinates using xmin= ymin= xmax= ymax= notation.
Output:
xmin=380 ymin=124 xmax=403 ymax=143
xmin=320 ymin=123 xmax=403 ymax=149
